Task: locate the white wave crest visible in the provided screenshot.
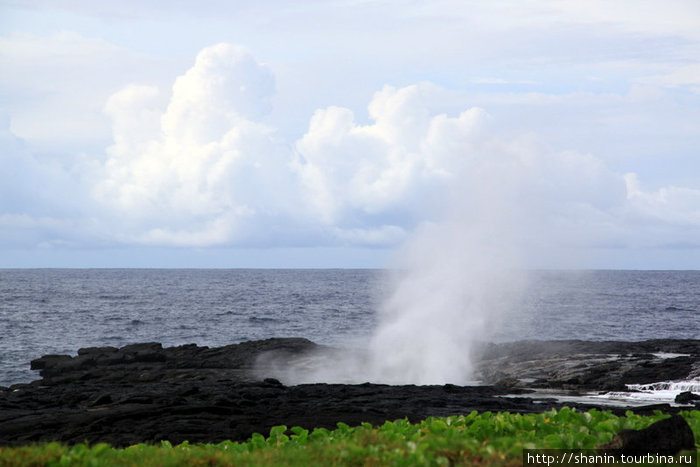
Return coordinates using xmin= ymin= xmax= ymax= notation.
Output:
xmin=627 ymin=378 xmax=700 ymax=394
xmin=593 ymin=377 xmax=700 ymax=405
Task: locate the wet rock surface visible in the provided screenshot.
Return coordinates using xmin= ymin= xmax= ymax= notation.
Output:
xmin=675 ymin=391 xmax=700 ymax=405
xmin=474 ymin=339 xmax=700 ymax=391
xmin=1 ymin=338 xmax=698 ymax=447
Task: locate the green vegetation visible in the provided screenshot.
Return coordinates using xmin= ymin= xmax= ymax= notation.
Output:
xmin=1 ymin=409 xmax=698 ymax=466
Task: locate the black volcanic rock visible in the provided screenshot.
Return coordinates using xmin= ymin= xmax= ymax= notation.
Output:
xmin=29 ymin=338 xmax=319 ymax=385
xmin=675 ymin=391 xmax=700 ymax=405
xmin=473 ymin=339 xmax=700 ymax=390
xmin=1 ymin=338 xmax=698 ymax=447
xmin=598 ymin=415 xmax=695 ymax=454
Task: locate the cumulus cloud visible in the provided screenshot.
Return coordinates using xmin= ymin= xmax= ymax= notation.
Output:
xmin=293 ymin=82 xmax=633 ymax=256
xmin=1 ymin=41 xmax=699 ymax=264
xmin=95 ymin=44 xmax=294 ymax=246
xmin=294 ymin=84 xmax=490 ymax=235
xmin=162 ymin=43 xmax=274 ymax=140
xmin=95 ymin=64 xmax=634 ymax=252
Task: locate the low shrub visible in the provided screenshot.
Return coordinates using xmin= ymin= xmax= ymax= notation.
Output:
xmin=1 ymin=409 xmax=697 ymax=466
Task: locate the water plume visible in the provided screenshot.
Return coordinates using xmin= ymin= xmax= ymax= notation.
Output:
xmin=263 ymin=213 xmax=525 ymax=386
xmin=367 ymin=221 xmax=524 ymax=385
xmin=362 ymin=134 xmax=530 ymax=384
xmin=264 ymin=148 xmax=529 ymax=385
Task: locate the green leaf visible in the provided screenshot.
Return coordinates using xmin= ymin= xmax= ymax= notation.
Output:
xmin=429 ymin=420 xmax=448 ymax=434
xmin=269 ymin=425 xmax=287 ymax=437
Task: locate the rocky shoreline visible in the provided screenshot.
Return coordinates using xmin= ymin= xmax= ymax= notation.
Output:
xmin=1 ymin=338 xmax=698 ymax=447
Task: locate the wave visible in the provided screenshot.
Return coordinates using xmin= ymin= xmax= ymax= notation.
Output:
xmin=627 ymin=378 xmax=700 ymax=393
xmin=593 ymin=377 xmax=700 ymax=404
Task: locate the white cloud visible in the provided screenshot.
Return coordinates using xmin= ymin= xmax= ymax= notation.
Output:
xmin=95 ymin=44 xmax=294 ymax=246
xmin=0 ymin=31 xmax=160 ymax=148
xmin=103 ymin=84 xmax=163 ymax=155
xmin=292 ymin=82 xmax=639 ymax=258
xmin=1 ymin=33 xmax=699 ymax=266
xmin=93 ymin=68 xmax=641 ymax=253
xmin=162 ymin=43 xmax=274 ymax=140
xmin=0 ymin=31 xmax=112 ymax=144
xmin=294 ymin=84 xmax=490 ymax=225
xmin=625 ymin=173 xmax=700 ymax=228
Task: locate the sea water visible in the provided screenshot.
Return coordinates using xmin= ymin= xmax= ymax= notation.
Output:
xmin=1 ymin=269 xmax=698 ymax=393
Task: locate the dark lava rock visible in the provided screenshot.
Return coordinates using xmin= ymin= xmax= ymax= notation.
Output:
xmin=474 ymin=339 xmax=700 ymax=390
xmin=29 ymin=338 xmax=319 ymax=385
xmin=2 ymin=338 xmax=698 ymax=447
xmin=675 ymin=391 xmax=700 ymax=405
xmin=598 ymin=415 xmax=695 ymax=454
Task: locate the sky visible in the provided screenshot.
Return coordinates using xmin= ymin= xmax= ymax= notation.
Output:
xmin=1 ymin=0 xmax=700 ymax=269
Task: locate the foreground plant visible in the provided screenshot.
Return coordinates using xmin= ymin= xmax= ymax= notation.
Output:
xmin=1 ymin=409 xmax=698 ymax=466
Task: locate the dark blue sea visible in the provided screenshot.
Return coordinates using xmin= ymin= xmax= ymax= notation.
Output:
xmin=1 ymin=269 xmax=698 ymax=387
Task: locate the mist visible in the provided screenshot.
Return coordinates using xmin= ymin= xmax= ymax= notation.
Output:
xmin=366 ymin=222 xmax=525 ymax=385
xmin=260 ymin=126 xmax=543 ymax=386
xmin=258 ymin=213 xmax=526 ymax=385
xmin=364 ymin=140 xmax=533 ymax=384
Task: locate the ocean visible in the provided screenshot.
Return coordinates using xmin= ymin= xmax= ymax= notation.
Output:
xmin=1 ymin=269 xmax=699 ymax=393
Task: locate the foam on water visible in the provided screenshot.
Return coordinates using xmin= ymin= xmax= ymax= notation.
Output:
xmin=591 ymin=377 xmax=700 ymax=405
xmin=627 ymin=378 xmax=700 ymax=394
